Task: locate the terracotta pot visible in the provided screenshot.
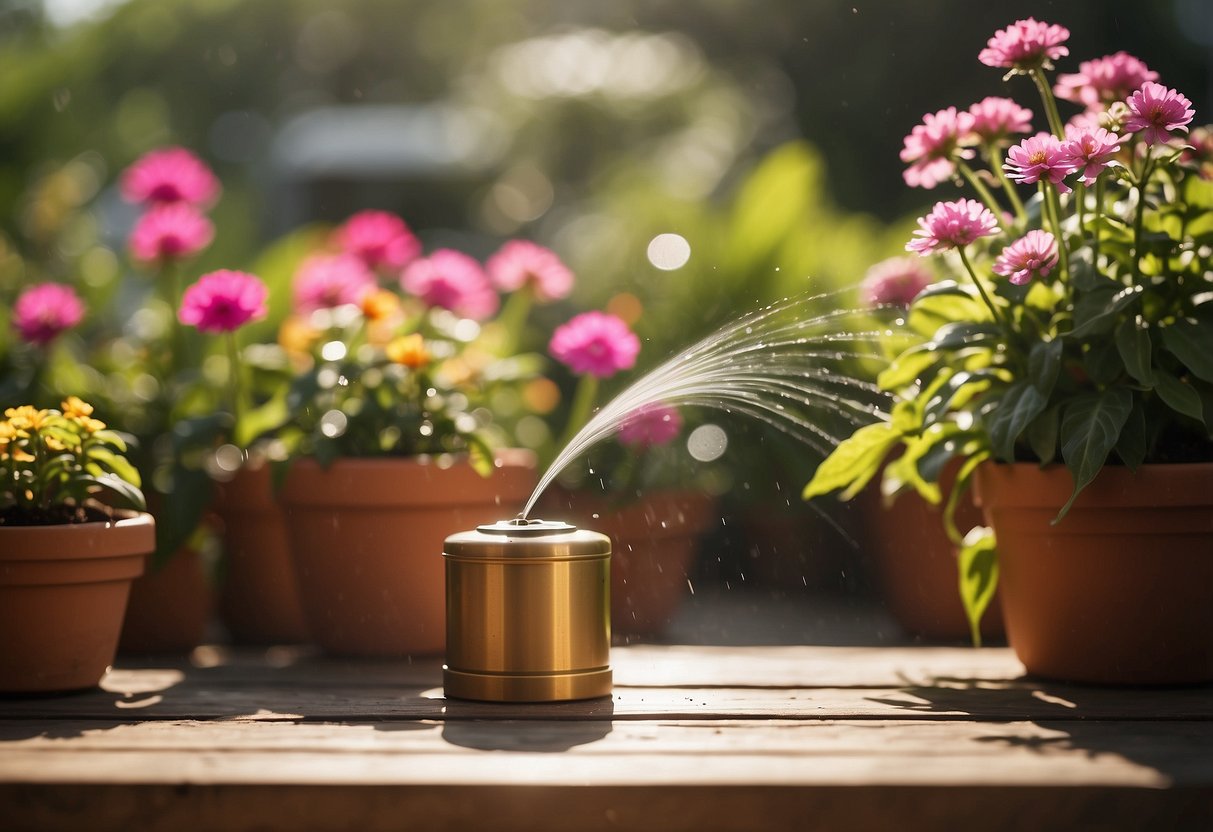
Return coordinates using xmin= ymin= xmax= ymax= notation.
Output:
xmin=213 ymin=464 xmax=310 ymax=645
xmin=281 ymin=453 xmax=537 ymax=657
xmin=0 ymin=513 xmax=154 ymax=692
xmin=118 ymin=545 xmax=216 ymax=655
xmin=861 ymin=464 xmax=1004 ymax=641
xmin=537 ymin=488 xmax=716 ymax=636
xmin=974 ymin=462 xmax=1213 ymax=685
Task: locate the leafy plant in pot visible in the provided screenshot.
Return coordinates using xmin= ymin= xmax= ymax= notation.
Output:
xmin=0 ymin=398 xmax=153 ymax=693
xmin=272 ymin=237 xmax=563 ymax=656
xmin=806 ymin=18 xmax=1213 ymax=684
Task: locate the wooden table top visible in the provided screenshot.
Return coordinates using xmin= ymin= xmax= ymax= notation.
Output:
xmin=2 ymin=643 xmax=1211 ymax=831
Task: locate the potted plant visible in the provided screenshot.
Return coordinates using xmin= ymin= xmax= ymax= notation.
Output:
xmin=806 ymin=18 xmax=1213 ymax=683
xmin=0 ymin=398 xmax=153 ymax=692
xmin=272 ymin=236 xmax=566 ymax=656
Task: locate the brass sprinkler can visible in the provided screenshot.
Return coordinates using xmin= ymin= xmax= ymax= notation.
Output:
xmin=443 ymin=518 xmax=612 ymax=702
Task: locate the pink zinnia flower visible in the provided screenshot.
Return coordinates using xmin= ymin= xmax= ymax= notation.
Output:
xmin=900 ymin=107 xmax=976 ymax=189
xmin=906 ymin=199 xmax=1000 ymax=256
xmin=178 ymin=270 xmax=268 ymax=334
xmin=967 ymin=97 xmax=1033 ymax=144
xmin=1062 ymin=126 xmax=1123 ymax=185
xmin=120 ymin=147 xmax=220 ymax=207
xmin=618 ymin=404 xmax=682 ymax=449
xmin=486 ymin=240 xmax=574 ymax=302
xmin=129 ymin=203 xmax=214 ymax=264
xmin=1055 ymin=52 xmax=1158 ymax=111
xmin=12 ymin=283 xmax=85 ymax=345
xmin=1123 ymin=82 xmax=1196 ymax=146
xmin=333 ymin=210 xmax=421 ymax=272
xmin=993 ymin=230 xmax=1058 ymax=286
xmin=401 ymin=249 xmax=499 ymax=320
xmin=859 ymin=257 xmax=934 ymax=307
xmin=1065 ymin=110 xmax=1106 ymax=137
xmin=978 ymin=18 xmax=1070 ymax=70
xmin=293 ymin=253 xmax=376 ymax=315
xmin=549 ymin=311 xmax=640 ymax=379
xmin=1004 ymin=133 xmax=1079 ymax=193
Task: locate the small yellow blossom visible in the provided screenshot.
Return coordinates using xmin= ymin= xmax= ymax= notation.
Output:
xmin=45 ymin=435 xmax=67 ymax=452
xmin=386 ymin=333 xmax=431 ymax=369
xmin=5 ymin=406 xmax=48 ymax=432
xmin=278 ymin=315 xmax=321 ymax=357
xmin=62 ymin=396 xmax=93 ymax=419
xmin=361 ymin=289 xmax=401 ymax=323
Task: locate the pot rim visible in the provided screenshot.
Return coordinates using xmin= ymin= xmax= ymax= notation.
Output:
xmin=973 ymin=461 xmax=1213 ymax=510
xmin=0 ymin=511 xmax=156 ymax=561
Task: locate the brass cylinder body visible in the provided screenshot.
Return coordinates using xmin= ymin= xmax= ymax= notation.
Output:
xmin=443 ymin=519 xmax=611 ymax=702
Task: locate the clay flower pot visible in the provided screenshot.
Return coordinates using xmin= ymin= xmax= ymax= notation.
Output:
xmin=213 ymin=463 xmax=310 ymax=645
xmin=281 ymin=453 xmax=536 ymax=657
xmin=118 ymin=544 xmax=215 ymax=655
xmin=538 ymin=488 xmax=716 ymax=636
xmin=0 ymin=513 xmax=154 ymax=693
xmin=974 ymin=462 xmax=1213 ymax=685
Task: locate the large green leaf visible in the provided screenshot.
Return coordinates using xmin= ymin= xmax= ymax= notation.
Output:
xmin=802 ymin=421 xmax=902 ymax=502
xmin=1154 ymin=369 xmax=1204 ymax=421
xmin=1083 ymin=338 xmax=1125 ymax=386
xmin=877 ymin=346 xmax=941 ymax=391
xmin=1114 ymin=317 xmax=1154 ymax=386
xmin=1058 ymin=388 xmax=1134 ymax=519
xmin=1115 ymin=399 xmax=1148 ymax=469
xmin=986 ymin=381 xmax=1048 ymax=462
xmin=958 ymin=525 xmax=999 ymax=648
xmin=1028 ymin=338 xmax=1063 ymax=396
xmin=931 ymin=322 xmax=1002 ymax=350
xmin=1161 ymin=319 xmax=1213 ymax=383
xmin=1070 ymin=285 xmax=1141 ymax=338
xmin=1026 ymin=405 xmax=1059 ymax=464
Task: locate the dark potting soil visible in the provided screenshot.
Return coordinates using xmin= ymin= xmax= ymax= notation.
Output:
xmin=0 ymin=503 xmax=117 ymax=526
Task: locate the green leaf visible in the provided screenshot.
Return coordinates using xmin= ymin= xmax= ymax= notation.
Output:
xmin=1161 ymin=319 xmax=1213 ymax=383
xmin=908 ymin=292 xmax=990 ymax=334
xmin=1116 ymin=399 xmax=1148 ymax=469
xmin=986 ymin=381 xmax=1049 ymax=462
xmin=877 ymin=346 xmax=940 ymax=391
xmin=1114 ymin=317 xmax=1154 ymax=386
xmin=803 ymin=421 xmax=903 ymax=502
xmin=957 ymin=525 xmax=999 ymax=648
xmin=1028 ymin=338 xmax=1063 ymax=396
xmin=1153 ymin=369 xmax=1204 ymax=421
xmin=1026 ymin=405 xmax=1059 ymax=464
xmin=1070 ymin=285 xmax=1141 ymax=338
xmin=931 ymin=322 xmax=1002 ymax=350
xmin=84 ymin=446 xmax=142 ymax=488
xmin=1058 ymin=388 xmax=1134 ymax=520
xmin=1083 ymin=339 xmax=1124 ymax=386
xmin=884 ymin=424 xmax=965 ymax=504
xmin=234 ymin=392 xmax=289 ymax=448
xmin=80 ymin=474 xmax=146 ymax=513
xmin=466 ymin=434 xmax=496 ymax=479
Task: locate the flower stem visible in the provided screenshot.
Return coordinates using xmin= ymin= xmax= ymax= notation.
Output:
xmin=1044 ymin=184 xmax=1070 ymax=285
xmin=1093 ymin=175 xmax=1105 ymax=265
xmin=225 ymin=332 xmax=245 ymax=445
xmin=986 ymin=147 xmax=1028 ymax=228
xmin=1132 ymin=147 xmax=1154 ymax=280
xmin=956 ymin=246 xmax=1004 ymax=326
xmin=957 ymin=160 xmax=1004 ymax=222
xmin=558 ymin=374 xmax=599 ymax=452
xmin=1031 ymin=68 xmax=1066 ymax=139
xmin=493 ymin=285 xmax=534 ymax=357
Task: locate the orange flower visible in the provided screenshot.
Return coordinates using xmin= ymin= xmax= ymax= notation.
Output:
xmin=278 ymin=315 xmax=320 ymax=357
xmin=386 ymin=333 xmax=430 ymax=369
xmin=361 ymin=289 xmax=401 ymax=323
xmin=4 ymin=406 xmax=47 ymax=433
xmin=62 ymin=396 xmax=105 ymax=432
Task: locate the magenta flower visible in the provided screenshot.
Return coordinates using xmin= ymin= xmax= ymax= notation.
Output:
xmin=993 ymin=230 xmax=1058 ymax=286
xmin=486 ymin=240 xmax=574 ymax=302
xmin=1004 ymin=134 xmax=1079 ymax=193
xmin=906 ymin=199 xmax=1000 ymax=256
xmin=618 ymin=404 xmax=683 ymax=449
xmin=900 ymin=107 xmax=976 ymax=189
xmin=293 ymin=253 xmax=376 ymax=315
xmin=967 ymin=97 xmax=1033 ymax=144
xmin=129 ymin=203 xmax=214 ymax=264
xmin=333 ymin=210 xmax=421 ymax=272
xmin=12 ymin=283 xmax=85 ymax=346
xmin=1062 ymin=127 xmax=1123 ymax=185
xmin=1055 ymin=52 xmax=1158 ymax=111
xmin=178 ymin=270 xmax=268 ymax=334
xmin=1123 ymin=82 xmax=1196 ymax=146
xmin=860 ymin=257 xmax=934 ymax=307
xmin=401 ymin=249 xmax=499 ymax=320
xmin=549 ymin=311 xmax=640 ymax=379
xmin=120 ymin=147 xmax=220 ymax=207
xmin=978 ymin=18 xmax=1070 ymax=70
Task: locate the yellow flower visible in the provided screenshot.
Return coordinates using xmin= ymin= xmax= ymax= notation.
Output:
xmin=361 ymin=289 xmax=401 ymax=323
xmin=4 ymin=406 xmax=48 ymax=433
xmin=386 ymin=333 xmax=430 ymax=369
xmin=62 ymin=396 xmax=94 ymax=419
xmin=279 ymin=315 xmax=320 ymax=358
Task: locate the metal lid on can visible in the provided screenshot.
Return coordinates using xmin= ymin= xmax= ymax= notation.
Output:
xmin=444 ymin=517 xmax=610 ymax=559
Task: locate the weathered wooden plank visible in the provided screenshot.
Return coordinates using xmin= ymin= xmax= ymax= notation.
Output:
xmin=106 ymin=644 xmax=1027 ymax=690
xmin=3 ymin=719 xmax=1211 ymax=786
xmin=4 ymin=782 xmax=1210 ymax=832
xmin=2 ymin=678 xmax=1211 ymax=722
